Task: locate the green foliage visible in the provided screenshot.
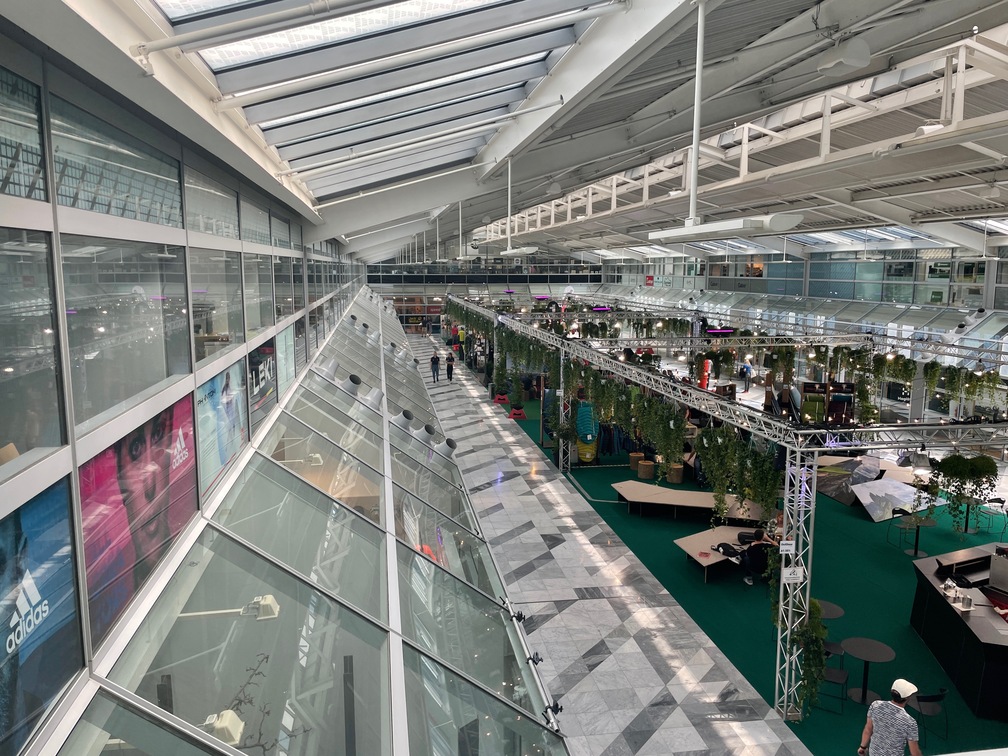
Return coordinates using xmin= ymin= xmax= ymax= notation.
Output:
xmin=793 ymin=599 xmax=828 ymax=712
xmin=696 ymin=425 xmax=739 ymax=524
xmin=746 ymin=443 xmax=783 ymax=523
xmin=889 ymin=354 xmax=917 ymax=386
xmin=933 ymin=453 xmax=999 ymax=533
xmin=508 ymin=368 xmax=524 ymax=409
xmin=923 ymin=360 xmax=942 ymax=396
xmin=855 ymin=375 xmax=877 ymax=424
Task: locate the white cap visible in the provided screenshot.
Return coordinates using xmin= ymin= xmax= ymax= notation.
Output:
xmin=891 ymin=679 xmax=917 ymax=700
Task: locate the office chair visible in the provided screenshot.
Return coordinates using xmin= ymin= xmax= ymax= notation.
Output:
xmin=886 ymin=507 xmax=914 ymax=549
xmin=908 ymin=688 xmax=948 ymax=746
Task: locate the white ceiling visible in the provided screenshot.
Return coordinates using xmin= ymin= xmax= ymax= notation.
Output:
xmin=6 ymin=0 xmax=1008 ymax=262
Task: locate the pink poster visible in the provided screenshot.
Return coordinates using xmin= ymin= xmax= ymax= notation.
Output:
xmin=79 ymin=395 xmax=197 ymax=643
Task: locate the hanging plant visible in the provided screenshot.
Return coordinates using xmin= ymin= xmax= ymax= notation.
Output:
xmin=923 ymin=360 xmax=942 ymax=397
xmin=747 ymin=443 xmax=784 ymax=524
xmin=933 ymin=453 xmax=998 ymax=533
xmin=855 ymin=375 xmax=877 ymax=424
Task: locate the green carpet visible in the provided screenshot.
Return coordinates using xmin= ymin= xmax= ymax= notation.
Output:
xmin=488 ymin=371 xmax=1008 ymax=753
xmin=568 ymin=465 xmax=1008 ymax=755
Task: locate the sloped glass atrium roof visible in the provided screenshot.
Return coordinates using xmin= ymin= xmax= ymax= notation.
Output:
xmin=55 ymin=289 xmax=563 ymax=756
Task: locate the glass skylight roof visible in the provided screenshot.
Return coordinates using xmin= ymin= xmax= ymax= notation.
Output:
xmin=198 ymin=0 xmax=505 ymax=70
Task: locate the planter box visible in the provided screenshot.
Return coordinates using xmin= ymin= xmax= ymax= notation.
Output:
xmin=666 ymin=463 xmax=684 ymax=484
xmin=629 ymin=452 xmax=644 ymax=471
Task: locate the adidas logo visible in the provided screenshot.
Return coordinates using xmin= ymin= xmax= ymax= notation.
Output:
xmin=6 ymin=569 xmax=49 ymax=654
xmin=170 ymin=426 xmax=190 ymax=471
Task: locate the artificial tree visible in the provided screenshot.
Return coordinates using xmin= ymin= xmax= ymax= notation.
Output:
xmin=696 ymin=424 xmax=739 ymax=524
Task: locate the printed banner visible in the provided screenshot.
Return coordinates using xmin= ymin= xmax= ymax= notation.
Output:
xmin=79 ymin=395 xmax=197 ymax=643
xmin=1 ymin=479 xmax=83 ymax=756
xmin=248 ymin=338 xmax=277 ymax=434
xmin=197 ymin=360 xmax=249 ymax=496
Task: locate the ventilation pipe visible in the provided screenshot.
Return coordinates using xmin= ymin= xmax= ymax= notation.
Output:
xmin=433 ymin=438 xmax=458 ymax=459
xmin=339 ymin=374 xmax=361 ymax=397
xmin=391 ymin=409 xmax=414 ymax=431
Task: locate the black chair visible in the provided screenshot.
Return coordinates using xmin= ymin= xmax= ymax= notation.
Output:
xmin=824 ymin=639 xmax=845 ymax=666
xmin=816 ymin=666 xmax=849 ymax=713
xmin=908 ymin=688 xmax=948 ymax=746
xmin=887 ymin=507 xmax=914 ymax=549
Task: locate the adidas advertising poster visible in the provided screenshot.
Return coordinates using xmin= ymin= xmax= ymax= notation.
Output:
xmin=196 ymin=360 xmax=249 ymax=497
xmin=0 ymin=479 xmax=83 ymax=756
xmin=79 ymin=396 xmax=197 ymax=644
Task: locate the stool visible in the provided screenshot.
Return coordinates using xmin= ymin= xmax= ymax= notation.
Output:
xmin=629 ymin=452 xmax=644 ymax=471
xmin=638 ymin=460 xmax=655 ymax=480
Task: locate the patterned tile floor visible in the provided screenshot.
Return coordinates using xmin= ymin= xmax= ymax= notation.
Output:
xmin=411 ymin=337 xmax=811 ymax=756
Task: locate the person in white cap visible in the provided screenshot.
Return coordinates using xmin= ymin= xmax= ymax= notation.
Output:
xmin=858 ymin=678 xmax=923 ymax=756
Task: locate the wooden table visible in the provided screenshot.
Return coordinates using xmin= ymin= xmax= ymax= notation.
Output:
xmin=673 ymin=525 xmax=750 ymax=582
xmin=842 ymin=637 xmax=895 ymax=704
xmin=612 ymin=480 xmax=758 ymax=522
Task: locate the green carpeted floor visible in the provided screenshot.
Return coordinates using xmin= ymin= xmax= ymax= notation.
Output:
xmin=500 ymin=397 xmax=1008 ymax=755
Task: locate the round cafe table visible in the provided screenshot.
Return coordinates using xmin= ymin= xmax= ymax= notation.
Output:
xmin=816 ymin=600 xmax=844 ymax=621
xmin=903 ymin=515 xmax=937 ymax=557
xmin=842 ymin=637 xmax=895 ymax=704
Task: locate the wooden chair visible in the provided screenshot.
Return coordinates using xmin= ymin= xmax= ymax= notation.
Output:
xmin=908 ymin=688 xmax=948 ymax=746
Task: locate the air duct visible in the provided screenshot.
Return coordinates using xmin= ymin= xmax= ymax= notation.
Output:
xmin=391 ymin=410 xmax=414 ymax=431
xmin=339 ymin=374 xmax=361 ymax=397
xmin=434 ymin=438 xmax=458 ymax=459
xmin=318 ymin=358 xmax=339 ymax=382
xmin=362 ymin=387 xmax=383 ymax=411
xmin=412 ymin=424 xmax=437 ymax=445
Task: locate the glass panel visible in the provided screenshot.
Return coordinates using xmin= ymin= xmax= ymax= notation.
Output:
xmin=215 ymin=454 xmax=387 ymax=622
xmin=244 ymin=252 xmax=274 ymax=336
xmin=292 ymin=258 xmax=305 ymax=310
xmin=274 ymin=255 xmax=294 ymax=318
xmin=308 ymin=306 xmax=323 ymax=357
xmin=294 ymin=316 xmax=307 ymax=373
xmin=57 ymin=690 xmax=218 ymax=755
xmin=403 ymin=645 xmax=565 ymax=756
xmin=0 ymin=478 xmax=84 ymax=756
xmin=183 ymin=168 xmax=238 ymax=238
xmin=853 ymin=282 xmax=882 ymax=301
xmin=0 ymin=228 xmax=63 ymax=479
xmin=260 ymin=413 xmax=385 ymax=525
xmin=190 ymin=248 xmax=243 ymax=364
xmin=61 ymin=235 xmax=190 ymax=431
xmin=302 ymin=371 xmax=384 ymax=437
xmin=109 ymin=529 xmax=391 ymax=756
xmin=50 ymin=97 xmax=182 ymax=226
xmin=197 ymin=0 xmax=502 ymax=68
xmin=292 ymin=224 xmax=302 ymax=253
xmin=390 ymin=445 xmax=473 ymax=531
xmin=195 ymin=360 xmax=248 ymax=497
xmin=882 ymin=282 xmax=913 ymax=303
xmin=79 ymin=396 xmax=198 ymax=643
xmin=0 ymin=66 xmax=46 ymax=201
xmin=389 ymin=428 xmax=460 ymax=487
xmin=239 ymin=197 xmax=270 ymax=246
xmin=271 ymin=216 xmax=291 ymax=249
xmin=276 ymin=324 xmax=297 ymax=395
xmin=248 ymin=338 xmax=278 ymax=434
xmin=286 ymin=388 xmax=384 ymax=471
xmin=397 ymin=543 xmax=539 ymax=715
xmin=393 ymin=484 xmax=497 ymax=596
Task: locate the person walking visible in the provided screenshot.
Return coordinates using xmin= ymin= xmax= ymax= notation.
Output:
xmin=858 ymin=679 xmax=923 ymax=756
xmin=430 ymin=352 xmax=441 ymax=383
xmin=742 ymin=358 xmax=753 ymax=392
xmin=446 ymin=352 xmax=455 ymax=382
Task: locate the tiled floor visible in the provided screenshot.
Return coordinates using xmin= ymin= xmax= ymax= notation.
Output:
xmin=412 ymin=337 xmax=811 ymax=756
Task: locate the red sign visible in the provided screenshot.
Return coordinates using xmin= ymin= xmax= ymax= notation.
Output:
xmin=645 ymin=275 xmax=654 ymax=287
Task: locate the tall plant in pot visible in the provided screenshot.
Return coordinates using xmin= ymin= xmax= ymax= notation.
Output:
xmin=658 ymin=406 xmax=688 ymax=484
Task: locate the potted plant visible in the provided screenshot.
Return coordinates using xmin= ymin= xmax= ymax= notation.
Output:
xmin=661 ymin=408 xmax=688 ymax=484
xmin=696 ymin=425 xmax=738 ymax=525
xmin=747 ymin=443 xmax=784 ymax=526
xmin=508 ymin=369 xmax=525 ymax=413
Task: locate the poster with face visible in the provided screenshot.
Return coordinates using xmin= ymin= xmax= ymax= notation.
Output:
xmin=248 ymin=338 xmax=277 ymax=434
xmin=196 ymin=360 xmax=249 ymax=496
xmin=0 ymin=479 xmax=83 ymax=756
xmin=79 ymin=395 xmax=197 ymax=644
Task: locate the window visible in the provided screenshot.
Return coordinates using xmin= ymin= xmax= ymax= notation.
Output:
xmin=190 ymin=248 xmax=244 ymax=365
xmin=184 ymin=168 xmax=238 ymax=238
xmin=0 ymin=227 xmax=63 ymax=476
xmin=243 ymin=252 xmax=274 ymax=336
xmin=50 ymin=97 xmax=182 ymax=226
xmin=0 ymin=66 xmax=46 ymax=201
xmin=60 ymin=235 xmax=190 ymax=432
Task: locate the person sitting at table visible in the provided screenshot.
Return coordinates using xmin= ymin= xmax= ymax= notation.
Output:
xmin=858 ymin=679 xmax=922 ymax=756
xmin=741 ymin=528 xmax=777 ymax=585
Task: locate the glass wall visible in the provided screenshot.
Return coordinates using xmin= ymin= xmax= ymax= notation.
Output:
xmin=273 ymin=255 xmax=294 ymax=319
xmin=60 ymin=235 xmax=190 ymax=432
xmin=239 ymin=197 xmax=270 ymax=246
xmin=190 ymin=248 xmax=243 ymax=366
xmin=0 ymin=227 xmax=63 ymax=479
